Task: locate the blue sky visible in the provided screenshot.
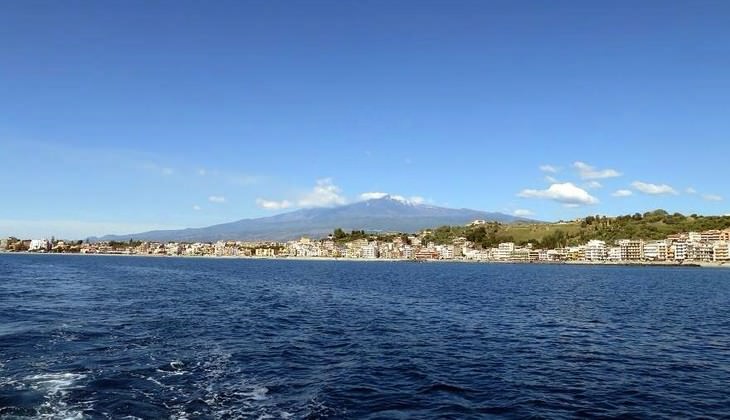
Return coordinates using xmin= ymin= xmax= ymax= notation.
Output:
xmin=2 ymin=1 xmax=729 ymax=238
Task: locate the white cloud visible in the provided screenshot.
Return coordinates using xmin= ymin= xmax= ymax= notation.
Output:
xmin=359 ymin=192 xmax=389 ymax=200
xmin=518 ymin=182 xmax=599 ymax=206
xmin=585 ymin=181 xmax=603 ymax=189
xmin=703 ymin=194 xmax=723 ymax=202
xmin=256 ymin=198 xmax=293 ymax=210
xmin=686 ymin=187 xmax=697 ymax=194
xmin=359 ymin=192 xmax=426 ymax=205
xmin=545 ymin=175 xmax=560 ymax=183
xmin=513 ymin=209 xmax=534 ymax=217
xmin=192 ymin=205 xmax=201 ymax=211
xmin=539 ymin=164 xmax=559 ymax=174
xmin=298 ymin=178 xmax=347 ymax=208
xmin=208 ymin=195 xmax=226 ymax=203
xmin=197 ymin=169 xmax=207 ymax=176
xmin=612 ymin=189 xmax=633 ymax=197
xmin=631 ymin=181 xmax=678 ymax=196
xmin=573 ymin=161 xmax=621 ymax=180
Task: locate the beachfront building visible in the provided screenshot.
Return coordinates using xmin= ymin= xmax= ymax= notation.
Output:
xmin=509 ymin=248 xmax=531 ymax=262
xmin=566 ymin=246 xmax=585 ymax=261
xmin=713 ymin=242 xmax=730 ymax=261
xmin=546 ymin=249 xmax=565 ymax=261
xmin=255 ymin=248 xmax=276 ymax=257
xmin=402 ymin=245 xmax=414 ymax=259
xmin=690 ymin=243 xmax=714 ymax=262
xmin=618 ymin=240 xmax=644 ymax=261
xmin=28 ymin=239 xmax=51 ymax=252
xmin=671 ymin=241 xmax=688 ymax=261
xmin=361 ymin=244 xmax=378 ymax=259
xmin=415 ymin=248 xmax=439 ymax=260
xmin=585 ymin=240 xmax=607 ymax=261
xmin=436 ymin=245 xmax=455 ymax=260
xmin=607 ymin=247 xmax=621 ymax=261
xmin=644 ymin=241 xmax=668 ymax=261
xmin=0 ymin=238 xmax=7 ymax=251
xmin=496 ymin=242 xmax=515 ymax=260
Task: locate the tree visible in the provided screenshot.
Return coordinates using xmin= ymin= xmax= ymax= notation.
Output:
xmin=333 ymin=228 xmax=346 ymax=240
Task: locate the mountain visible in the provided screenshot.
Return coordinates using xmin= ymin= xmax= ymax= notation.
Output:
xmin=94 ymin=196 xmax=539 ymax=242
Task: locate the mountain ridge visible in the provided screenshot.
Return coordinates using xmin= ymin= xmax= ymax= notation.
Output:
xmin=93 ymin=196 xmax=539 ymax=242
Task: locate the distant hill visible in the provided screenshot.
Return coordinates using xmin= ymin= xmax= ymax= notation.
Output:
xmin=93 ymin=196 xmax=538 ymax=242
xmin=421 ymin=209 xmax=730 ymax=249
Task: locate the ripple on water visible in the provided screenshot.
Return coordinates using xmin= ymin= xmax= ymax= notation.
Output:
xmin=2 ymin=256 xmax=730 ymax=418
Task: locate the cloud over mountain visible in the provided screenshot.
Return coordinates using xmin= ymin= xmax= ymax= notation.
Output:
xmin=518 ymin=182 xmax=599 ymax=206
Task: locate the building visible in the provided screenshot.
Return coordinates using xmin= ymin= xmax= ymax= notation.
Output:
xmin=0 ymin=238 xmax=7 ymax=251
xmin=255 ymin=248 xmax=276 ymax=257
xmin=618 ymin=239 xmax=644 ymax=261
xmin=672 ymin=241 xmax=688 ymax=261
xmin=496 ymin=242 xmax=515 ymax=260
xmin=713 ymin=241 xmax=730 ymax=261
xmin=607 ymin=247 xmax=622 ymax=261
xmin=402 ymin=245 xmax=414 ymax=259
xmin=689 ymin=243 xmax=714 ymax=261
xmin=361 ymin=244 xmax=378 ymax=259
xmin=415 ymin=248 xmax=439 ymax=260
xmin=585 ymin=240 xmax=607 ymax=261
xmin=508 ymin=248 xmax=530 ymax=262
xmin=28 ymin=239 xmax=51 ymax=252
xmin=701 ymin=230 xmax=723 ymax=243
xmin=643 ymin=241 xmax=668 ymax=261
xmin=437 ymin=245 xmax=455 ymax=260
xmin=688 ymin=232 xmax=702 ymax=243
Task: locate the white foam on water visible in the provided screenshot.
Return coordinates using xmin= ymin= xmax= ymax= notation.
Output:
xmin=25 ymin=372 xmax=86 ymax=396
xmin=23 ymin=372 xmax=88 ymax=419
xmin=244 ymin=386 xmax=269 ymax=401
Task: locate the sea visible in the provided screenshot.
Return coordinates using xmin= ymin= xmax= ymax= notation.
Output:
xmin=1 ymin=253 xmax=729 ymax=419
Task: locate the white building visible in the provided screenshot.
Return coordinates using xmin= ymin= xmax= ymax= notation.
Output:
xmin=585 ymin=240 xmax=607 ymax=261
xmin=713 ymin=241 xmax=730 ymax=261
xmin=608 ymin=247 xmax=622 ymax=261
xmin=437 ymin=245 xmax=455 ymax=260
xmin=496 ymin=242 xmax=515 ymax=260
xmin=28 ymin=239 xmax=51 ymax=252
xmin=688 ymin=232 xmax=702 ymax=243
xmin=644 ymin=241 xmax=668 ymax=261
xmin=361 ymin=244 xmax=378 ymax=259
xmin=672 ymin=241 xmax=688 ymax=261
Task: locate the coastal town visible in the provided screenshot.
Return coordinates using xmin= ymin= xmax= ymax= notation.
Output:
xmin=3 ymin=220 xmax=730 ymax=266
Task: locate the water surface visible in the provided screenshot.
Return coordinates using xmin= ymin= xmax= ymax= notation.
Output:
xmin=1 ymin=254 xmax=729 ymax=418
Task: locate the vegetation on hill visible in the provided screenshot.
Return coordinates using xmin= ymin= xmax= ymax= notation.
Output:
xmin=420 ymin=210 xmax=730 ymax=248
xmin=331 ymin=228 xmax=408 ymax=244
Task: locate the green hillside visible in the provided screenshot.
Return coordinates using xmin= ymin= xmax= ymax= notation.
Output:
xmin=421 ymin=210 xmax=730 ymax=248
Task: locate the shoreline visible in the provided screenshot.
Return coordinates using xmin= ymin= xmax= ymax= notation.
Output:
xmin=2 ymin=251 xmax=729 ymax=268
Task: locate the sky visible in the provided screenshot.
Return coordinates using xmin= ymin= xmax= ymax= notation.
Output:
xmin=1 ymin=0 xmax=729 ymax=238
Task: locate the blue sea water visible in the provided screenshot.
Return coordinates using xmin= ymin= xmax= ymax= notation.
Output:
xmin=1 ymin=254 xmax=730 ymax=419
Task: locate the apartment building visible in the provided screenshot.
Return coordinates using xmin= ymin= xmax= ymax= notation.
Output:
xmin=585 ymin=240 xmax=607 ymax=261
xmin=496 ymin=242 xmax=515 ymax=260
xmin=618 ymin=239 xmax=644 ymax=261
xmin=713 ymin=241 xmax=730 ymax=261
xmin=644 ymin=241 xmax=668 ymax=261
